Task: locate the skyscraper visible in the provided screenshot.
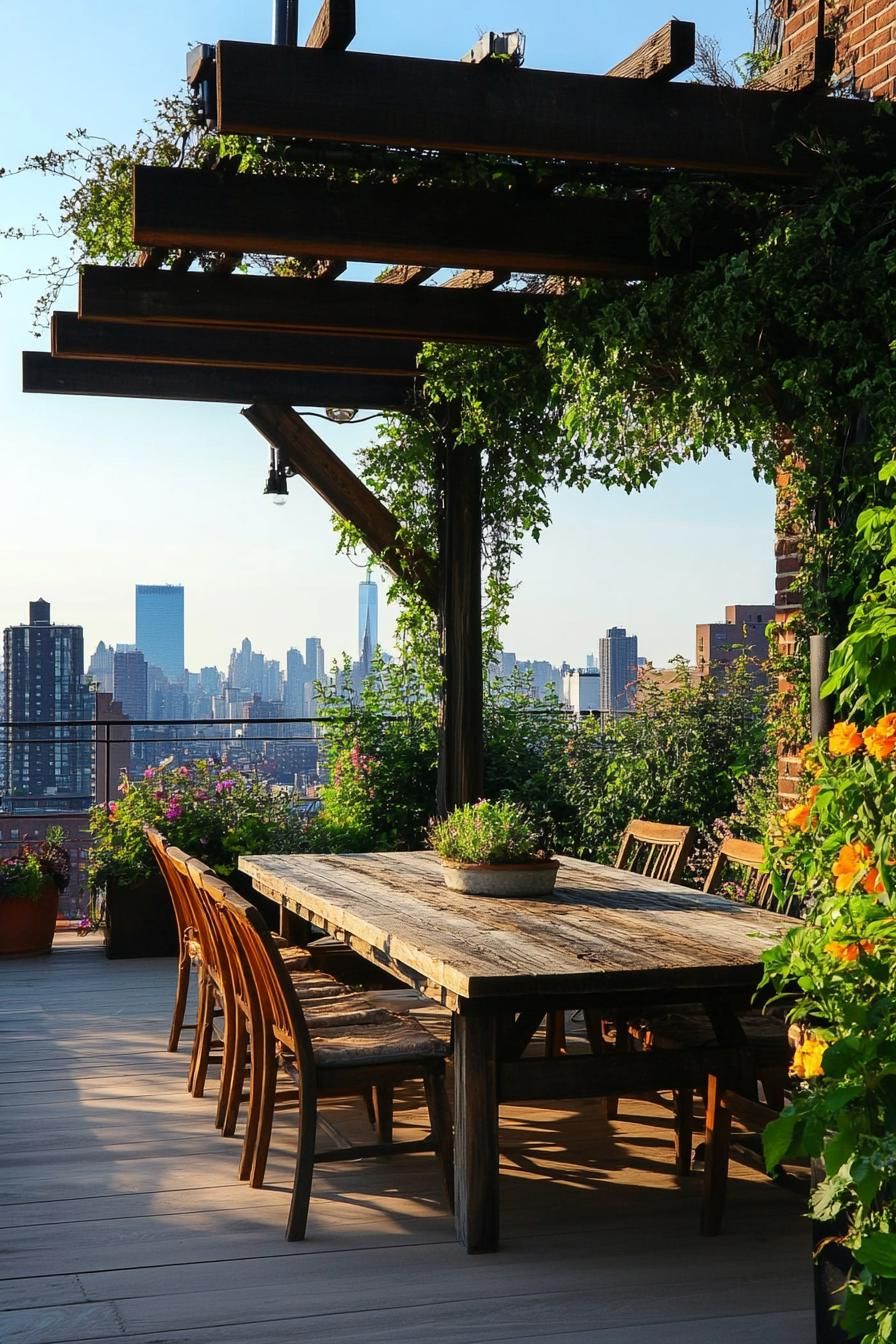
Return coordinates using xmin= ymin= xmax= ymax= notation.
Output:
xmin=598 ymin=627 xmax=639 ymax=715
xmin=2 ymin=599 xmax=92 ymax=810
xmin=135 ymin=584 xmax=184 ymax=683
xmin=87 ymin=640 xmax=115 ymax=694
xmin=305 ymin=637 xmax=325 ymax=685
xmin=285 ymin=648 xmax=307 ymax=710
xmin=113 ymin=649 xmax=148 ymax=722
xmin=358 ymin=574 xmax=378 ymax=670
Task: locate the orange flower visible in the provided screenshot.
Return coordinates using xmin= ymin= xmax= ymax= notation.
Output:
xmin=783 ymin=803 xmax=811 ymax=831
xmin=863 ymin=867 xmax=885 ymax=895
xmin=791 ymin=1036 xmax=826 ymax=1080
xmin=829 ymin=722 xmax=864 ymax=756
xmin=832 ymin=841 xmax=874 ymax=892
xmin=807 ymin=785 xmax=820 ymax=805
xmin=863 ymin=713 xmax=896 ymax=762
xmin=825 ymin=939 xmax=876 ymax=963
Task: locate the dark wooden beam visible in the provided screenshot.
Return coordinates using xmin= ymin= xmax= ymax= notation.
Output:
xmin=242 ymin=403 xmax=437 ymax=607
xmin=79 ymin=267 xmax=543 ymax=345
xmin=306 ymin=0 xmax=355 ymax=51
xmin=747 ymin=36 xmax=835 ymax=93
xmin=22 ymin=352 xmax=418 ymax=409
xmin=132 ymin=168 xmax=661 ymax=278
xmin=437 ymin=425 xmax=484 ymax=814
xmin=52 ymin=311 xmax=422 ymax=376
xmin=605 ymin=19 xmax=696 ymax=81
xmin=213 ymin=40 xmax=895 ymax=176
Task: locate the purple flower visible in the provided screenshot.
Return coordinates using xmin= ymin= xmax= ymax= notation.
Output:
xmin=165 ymin=803 xmax=183 ymax=821
xmin=143 ymin=767 xmax=155 ymax=780
xmin=215 ymin=779 xmax=235 ymax=794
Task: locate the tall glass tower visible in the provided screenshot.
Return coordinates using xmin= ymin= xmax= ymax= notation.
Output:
xmin=135 ymin=585 xmax=184 ymax=683
xmin=598 ymin=626 xmax=639 ymax=715
xmin=358 ymin=575 xmax=378 ymax=669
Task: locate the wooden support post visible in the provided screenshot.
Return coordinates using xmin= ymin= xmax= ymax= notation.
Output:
xmin=306 ymin=0 xmax=355 ymax=51
xmin=241 ymin=402 xmax=438 ymax=609
xmin=454 ymin=1015 xmax=499 ymax=1253
xmin=605 ymin=19 xmax=696 ymax=81
xmin=436 ymin=419 xmax=484 ymax=814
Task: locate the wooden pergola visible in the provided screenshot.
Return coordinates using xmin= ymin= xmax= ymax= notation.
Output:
xmin=22 ymin=0 xmax=892 ymax=813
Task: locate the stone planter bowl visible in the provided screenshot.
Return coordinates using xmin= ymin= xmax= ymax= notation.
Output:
xmin=439 ymin=857 xmax=560 ymax=897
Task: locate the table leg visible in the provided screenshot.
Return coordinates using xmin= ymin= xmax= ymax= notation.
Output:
xmin=454 ymin=1014 xmax=499 ymax=1253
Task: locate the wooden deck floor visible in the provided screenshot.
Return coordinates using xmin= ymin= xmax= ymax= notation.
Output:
xmin=1 ymin=935 xmax=814 ymax=1344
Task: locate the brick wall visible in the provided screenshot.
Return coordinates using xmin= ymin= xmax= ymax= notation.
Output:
xmin=775 ymin=0 xmax=896 ymax=97
xmin=771 ymin=4 xmax=895 ymax=798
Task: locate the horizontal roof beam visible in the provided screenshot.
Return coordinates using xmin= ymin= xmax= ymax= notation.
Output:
xmin=132 ymin=168 xmax=665 ymax=278
xmin=51 ymin=311 xmax=422 ymax=376
xmin=22 ymin=352 xmax=418 ymax=409
xmin=212 ymin=40 xmax=895 ymax=176
xmin=78 ymin=267 xmax=543 ymax=344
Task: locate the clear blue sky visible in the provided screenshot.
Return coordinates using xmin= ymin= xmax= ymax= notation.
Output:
xmin=0 ymin=2 xmax=770 ymax=672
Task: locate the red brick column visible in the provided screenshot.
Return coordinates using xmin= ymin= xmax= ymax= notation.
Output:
xmin=776 ymin=0 xmax=896 ymax=98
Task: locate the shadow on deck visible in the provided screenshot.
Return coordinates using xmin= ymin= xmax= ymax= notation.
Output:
xmin=0 ymin=935 xmax=814 ymax=1344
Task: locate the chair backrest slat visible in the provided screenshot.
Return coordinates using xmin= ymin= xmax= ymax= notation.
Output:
xmin=615 ymin=820 xmax=696 ymax=885
xmin=703 ymin=835 xmax=797 ymax=915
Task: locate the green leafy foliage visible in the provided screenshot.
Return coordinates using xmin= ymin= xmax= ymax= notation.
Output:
xmin=87 ymin=759 xmax=308 ymax=891
xmin=761 ymin=712 xmax=896 ymax=1344
xmin=0 ymin=826 xmax=71 ymax=901
xmin=429 ymin=799 xmax=541 ymax=865
xmin=310 ymin=657 xmax=772 ymax=875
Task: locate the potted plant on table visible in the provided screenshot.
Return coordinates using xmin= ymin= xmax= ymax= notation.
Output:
xmin=0 ymin=826 xmax=71 ymax=957
xmin=89 ymin=759 xmax=309 ymax=958
xmin=760 ymin=714 xmax=896 ymax=1344
xmin=429 ymin=799 xmax=559 ymax=896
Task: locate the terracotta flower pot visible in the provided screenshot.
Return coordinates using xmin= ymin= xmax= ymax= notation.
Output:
xmin=0 ymin=881 xmax=60 ymax=957
xmin=439 ymin=857 xmax=560 ymax=896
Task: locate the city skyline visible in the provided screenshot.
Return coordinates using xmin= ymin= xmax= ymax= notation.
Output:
xmin=0 ymin=3 xmax=774 ymax=678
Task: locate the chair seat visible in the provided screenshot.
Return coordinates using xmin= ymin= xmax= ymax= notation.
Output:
xmin=278 ymin=946 xmax=314 ymax=971
xmin=310 ymin=1012 xmax=452 ymax=1068
xmin=288 ymin=971 xmax=355 ymax=1003
xmin=644 ymin=1005 xmax=788 ymax=1050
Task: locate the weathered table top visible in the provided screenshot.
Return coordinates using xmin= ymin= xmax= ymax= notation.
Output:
xmin=239 ymin=850 xmax=798 ymax=1009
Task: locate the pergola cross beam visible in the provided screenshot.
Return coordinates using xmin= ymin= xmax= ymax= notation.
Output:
xmin=242 ymin=402 xmax=438 ymax=609
xmin=212 ymin=40 xmax=895 ymax=176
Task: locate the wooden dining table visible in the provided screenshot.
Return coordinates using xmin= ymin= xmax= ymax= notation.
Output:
xmin=238 ymin=849 xmax=799 ymax=1253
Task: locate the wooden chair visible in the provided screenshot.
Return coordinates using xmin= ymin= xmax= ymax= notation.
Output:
xmin=638 ymin=837 xmax=795 ymax=1186
xmin=194 ymin=867 xmax=454 ymax=1240
xmin=615 ymin=819 xmax=697 ymax=884
xmin=145 ymin=826 xmax=197 ymax=1054
xmin=546 ymin=820 xmax=697 ymax=1061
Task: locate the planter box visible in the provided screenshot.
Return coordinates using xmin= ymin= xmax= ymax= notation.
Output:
xmin=812 ymin=1160 xmax=858 ymax=1344
xmin=104 ymin=873 xmax=178 ymax=959
xmin=439 ymin=857 xmax=559 ymax=896
xmin=0 ymin=882 xmax=59 ymax=957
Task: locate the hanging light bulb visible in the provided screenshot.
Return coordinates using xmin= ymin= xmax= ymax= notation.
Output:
xmin=325 ymin=407 xmax=358 ymax=424
xmin=262 ymin=445 xmax=289 ymax=504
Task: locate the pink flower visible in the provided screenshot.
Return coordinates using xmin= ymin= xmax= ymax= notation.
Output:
xmin=165 ymin=803 xmax=183 ymax=821
xmin=178 ymin=766 xmax=191 ymax=778
xmin=154 ymin=789 xmax=165 ymax=800
xmin=106 ymin=802 xmax=118 ymax=818
xmin=215 ymin=779 xmax=235 ymax=794
xmin=194 ymin=789 xmax=207 ymax=801
xmin=143 ymin=767 xmax=155 ymax=780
